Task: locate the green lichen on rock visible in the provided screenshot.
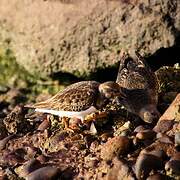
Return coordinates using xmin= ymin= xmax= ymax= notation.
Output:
xmin=0 ymin=47 xmax=35 ymax=88
xmin=0 ymin=47 xmax=65 ymax=97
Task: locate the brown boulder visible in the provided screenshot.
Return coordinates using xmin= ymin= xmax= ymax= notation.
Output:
xmin=0 ymin=0 xmax=179 ymax=77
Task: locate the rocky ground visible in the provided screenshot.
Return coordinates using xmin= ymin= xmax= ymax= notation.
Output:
xmin=0 ymin=65 xmax=179 ymax=180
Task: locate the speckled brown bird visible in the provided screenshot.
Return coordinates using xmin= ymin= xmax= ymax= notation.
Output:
xmin=116 ymin=51 xmax=160 ymax=123
xmin=27 ymin=81 xmax=122 ymax=128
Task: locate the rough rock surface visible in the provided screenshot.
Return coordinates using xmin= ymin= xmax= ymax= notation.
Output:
xmin=154 ymin=93 xmax=180 ymax=133
xmin=0 ymin=0 xmax=180 ymax=77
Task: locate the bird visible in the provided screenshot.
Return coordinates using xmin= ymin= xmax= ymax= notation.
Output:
xmin=116 ymin=51 xmax=160 ymax=123
xmin=26 ymin=81 xmax=122 ymax=130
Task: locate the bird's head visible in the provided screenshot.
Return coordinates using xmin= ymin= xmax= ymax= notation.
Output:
xmin=99 ymin=81 xmax=121 ymax=101
xmin=139 ymin=104 xmax=160 ymax=123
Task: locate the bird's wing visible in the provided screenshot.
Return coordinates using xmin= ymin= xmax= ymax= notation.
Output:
xmin=28 ymin=81 xmax=100 ymax=112
xmin=116 ymin=52 xmax=159 ymax=92
xmin=135 ymin=51 xmax=159 ymax=92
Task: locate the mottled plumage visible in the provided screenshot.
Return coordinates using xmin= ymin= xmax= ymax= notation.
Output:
xmin=116 ymin=51 xmax=160 ymax=123
xmin=27 ymin=81 xmax=121 ymax=121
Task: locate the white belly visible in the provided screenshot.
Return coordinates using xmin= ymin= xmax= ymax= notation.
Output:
xmin=35 ymin=106 xmax=97 ymax=121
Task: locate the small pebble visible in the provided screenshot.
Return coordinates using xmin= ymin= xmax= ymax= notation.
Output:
xmin=100 ymin=132 xmax=112 ymax=143
xmin=134 ymin=125 xmax=146 ymax=133
xmin=136 ymin=130 xmax=156 ymax=140
xmin=89 ymin=122 xmax=97 ymax=135
xmin=37 ymin=117 xmax=50 ymax=131
xmin=175 ymin=132 xmax=180 ymax=146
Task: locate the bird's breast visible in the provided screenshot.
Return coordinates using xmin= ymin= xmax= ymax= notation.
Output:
xmin=35 ymin=106 xmax=97 ymax=121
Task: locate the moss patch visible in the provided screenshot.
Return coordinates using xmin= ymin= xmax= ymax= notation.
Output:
xmin=0 ymin=47 xmax=66 ymax=99
xmin=0 ymin=47 xmax=33 ymax=88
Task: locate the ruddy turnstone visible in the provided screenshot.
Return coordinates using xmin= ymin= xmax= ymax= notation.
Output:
xmin=116 ymin=51 xmax=160 ymax=123
xmin=27 ymin=81 xmax=122 ymax=130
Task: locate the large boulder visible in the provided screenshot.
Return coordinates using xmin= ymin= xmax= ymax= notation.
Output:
xmin=0 ymin=0 xmax=179 ymax=78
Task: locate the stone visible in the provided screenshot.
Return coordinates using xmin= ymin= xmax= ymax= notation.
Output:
xmin=142 ymin=140 xmax=176 ymax=157
xmin=165 ymin=152 xmax=180 ymax=176
xmin=26 ymin=166 xmax=59 ymax=180
xmin=175 ymin=132 xmax=180 ymax=146
xmin=101 ymin=136 xmax=130 ymax=161
xmin=147 ymin=173 xmax=169 ymax=180
xmin=136 ymin=130 xmax=156 ymax=140
xmin=0 ymin=135 xmax=15 ymax=151
xmin=15 ymin=159 xmax=42 ymax=177
xmin=0 ymin=0 xmax=179 ymax=78
xmin=154 ymin=93 xmax=180 ymax=133
xmin=106 ymin=157 xmax=134 ymax=180
xmin=135 ymin=153 xmax=163 ymax=179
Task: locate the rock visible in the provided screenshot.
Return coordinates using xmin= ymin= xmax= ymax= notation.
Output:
xmin=175 ymin=131 xmax=180 ymax=146
xmin=142 ymin=140 xmax=176 ymax=157
xmin=1 ymin=150 xmax=25 ymax=166
xmin=37 ymin=116 xmax=50 ymax=131
xmin=135 ymin=153 xmax=163 ymax=179
xmin=154 ymin=120 xmax=174 ymax=133
xmin=165 ymin=152 xmax=180 ymax=176
xmin=100 ymin=132 xmax=112 ymax=143
xmin=147 ymin=173 xmax=169 ymax=180
xmin=154 ymin=93 xmax=180 ymax=133
xmin=114 ymin=121 xmax=132 ymax=136
xmin=0 ymin=0 xmax=179 ymax=78
xmin=146 ymin=150 xmax=167 ymax=160
xmin=15 ymin=159 xmax=42 ymax=177
xmin=26 ymin=166 xmax=59 ymax=180
xmin=101 ymin=136 xmax=130 ymax=161
xmin=156 ymin=134 xmax=174 ymax=144
xmin=0 ymin=135 xmax=15 ymax=151
xmin=106 ymin=157 xmax=134 ymax=180
xmin=133 ymin=125 xmax=147 ymax=133
xmin=3 ymin=105 xmax=32 ymax=134
xmin=136 ymin=130 xmax=156 ymax=140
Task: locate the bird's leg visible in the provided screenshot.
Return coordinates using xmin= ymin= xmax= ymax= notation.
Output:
xmin=61 ymin=117 xmax=74 ymax=132
xmin=84 ymin=111 xmax=108 ymax=123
